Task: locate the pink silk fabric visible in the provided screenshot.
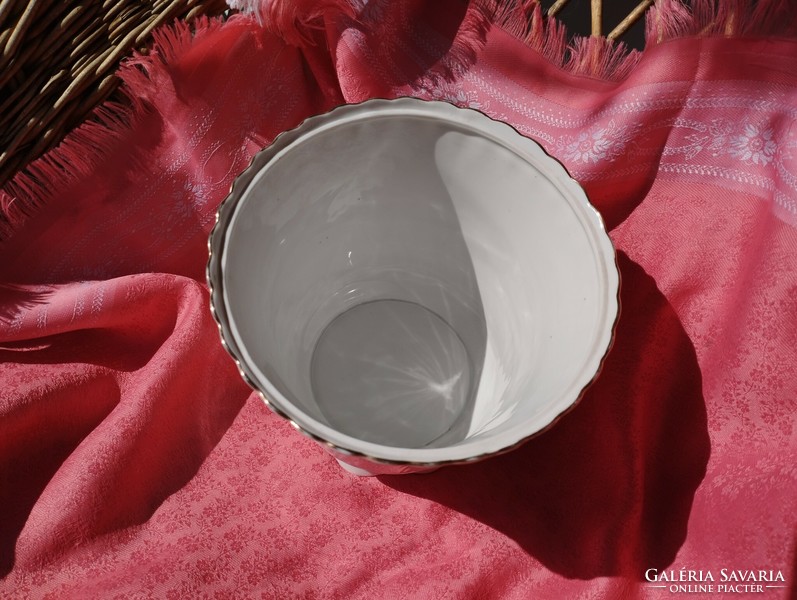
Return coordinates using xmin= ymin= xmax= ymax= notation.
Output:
xmin=1 ymin=1 xmax=796 ymax=597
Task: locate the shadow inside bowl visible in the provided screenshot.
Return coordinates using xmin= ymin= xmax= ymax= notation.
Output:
xmin=379 ymin=252 xmax=710 ymax=580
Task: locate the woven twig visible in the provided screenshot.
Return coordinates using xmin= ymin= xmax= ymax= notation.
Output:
xmin=609 ymin=0 xmax=654 ymax=39
xmin=0 ymin=0 xmax=227 ymax=187
xmin=547 ymin=0 xmax=651 ymax=39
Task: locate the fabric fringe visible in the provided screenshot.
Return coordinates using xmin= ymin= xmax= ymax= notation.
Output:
xmin=122 ymin=17 xmax=224 ymax=110
xmin=2 ymin=0 xmax=796 ymax=242
xmin=0 ymin=100 xmax=139 ymax=241
xmin=647 ymin=0 xmax=797 ymax=42
xmin=0 ymin=16 xmax=226 ymax=242
xmin=375 ymin=0 xmax=499 ymax=88
xmin=488 ymin=0 xmax=797 ymax=82
xmin=226 ymin=0 xmax=356 ymax=45
xmin=490 ymin=1 xmax=641 ymax=80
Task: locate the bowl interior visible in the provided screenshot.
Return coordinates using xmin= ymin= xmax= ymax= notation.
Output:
xmin=214 ymin=99 xmax=618 ymax=464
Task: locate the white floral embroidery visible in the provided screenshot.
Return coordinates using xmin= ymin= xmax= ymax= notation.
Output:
xmin=729 ymin=123 xmax=777 ymax=166
xmin=680 ymin=133 xmax=707 ymax=160
xmin=707 ymin=119 xmax=733 ymax=156
xmin=558 ymin=119 xmax=639 ymax=165
xmin=680 ymin=119 xmax=734 ymax=160
xmin=661 ymin=119 xmax=782 ymax=167
xmin=434 ymin=87 xmax=482 ymax=110
xmin=186 ymin=180 xmax=209 ymax=210
xmin=563 ymin=128 xmax=612 ymax=164
xmin=414 ymin=82 xmax=483 ymax=110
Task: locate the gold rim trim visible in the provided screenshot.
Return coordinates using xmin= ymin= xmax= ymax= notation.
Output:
xmin=205 ymin=97 xmax=621 ymax=468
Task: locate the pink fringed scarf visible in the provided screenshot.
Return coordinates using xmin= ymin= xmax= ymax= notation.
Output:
xmin=1 ymin=1 xmax=796 ymax=597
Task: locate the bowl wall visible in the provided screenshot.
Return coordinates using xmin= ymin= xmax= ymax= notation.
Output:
xmin=208 ymin=98 xmax=619 ymax=467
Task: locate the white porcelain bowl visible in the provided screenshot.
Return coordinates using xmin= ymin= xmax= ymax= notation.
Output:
xmin=207 ymin=98 xmax=619 ymax=475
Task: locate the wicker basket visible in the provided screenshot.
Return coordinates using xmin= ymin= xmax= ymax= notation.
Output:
xmin=0 ymin=0 xmax=651 ymax=188
xmin=0 ymin=0 xmax=228 ymax=187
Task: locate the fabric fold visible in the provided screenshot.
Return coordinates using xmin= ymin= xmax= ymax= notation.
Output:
xmin=1 ymin=1 xmax=795 ymax=597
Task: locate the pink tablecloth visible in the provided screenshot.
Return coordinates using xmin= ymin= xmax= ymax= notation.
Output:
xmin=1 ymin=0 xmax=795 ymax=597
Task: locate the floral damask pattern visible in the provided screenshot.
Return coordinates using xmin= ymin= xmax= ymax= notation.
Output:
xmin=413 ymin=81 xmax=485 ymax=110
xmin=729 ymin=122 xmax=778 ymax=165
xmin=670 ymin=118 xmax=783 ymax=167
xmin=1 ymin=3 xmax=796 ymax=599
xmin=556 ymin=119 xmax=640 ymax=164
